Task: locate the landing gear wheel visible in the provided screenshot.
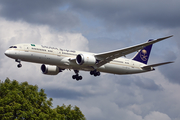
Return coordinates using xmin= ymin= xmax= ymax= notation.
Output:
xmin=72 ymin=70 xmax=83 ymax=81
xmin=72 ymin=75 xmax=76 ymax=79
xmin=76 ymin=76 xmax=82 ymax=81
xmin=15 ymin=59 xmax=22 ymax=68
xmin=72 ymin=75 xmax=82 ymax=81
xmin=90 ymin=70 xmax=100 ymax=77
xmin=97 ymin=71 xmax=100 ymax=76
xmin=17 ymin=64 xmax=22 ymax=68
xmin=90 ymin=71 xmax=94 ymax=75
xmin=76 ymin=77 xmax=80 ymax=81
xmin=78 ymin=76 xmax=82 ymax=80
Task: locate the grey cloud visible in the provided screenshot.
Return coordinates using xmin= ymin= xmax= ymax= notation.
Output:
xmin=112 ymin=75 xmax=180 ymax=119
xmin=117 ymin=76 xmax=163 ymax=91
xmin=1 ymin=0 xmax=180 ymax=31
xmin=155 ymin=34 xmax=180 ymax=85
xmin=0 ymin=0 xmax=79 ymax=30
xmin=134 ymin=78 xmax=163 ymax=91
xmin=159 ymin=59 xmax=180 ymax=84
xmin=45 ymin=88 xmax=87 ymax=100
xmin=69 ymin=0 xmax=180 ymax=29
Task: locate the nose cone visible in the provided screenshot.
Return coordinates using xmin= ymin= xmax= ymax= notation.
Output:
xmin=4 ymin=50 xmax=13 ymax=58
xmin=4 ymin=50 xmax=10 ymax=56
xmin=5 ymin=49 xmax=17 ymax=59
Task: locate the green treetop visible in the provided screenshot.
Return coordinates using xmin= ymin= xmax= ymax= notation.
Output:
xmin=0 ymin=78 xmax=86 ymax=120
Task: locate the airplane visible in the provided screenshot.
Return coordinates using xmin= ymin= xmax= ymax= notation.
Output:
xmin=4 ymin=35 xmax=173 ymax=81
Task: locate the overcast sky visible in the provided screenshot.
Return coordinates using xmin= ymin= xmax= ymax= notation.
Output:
xmin=0 ymin=0 xmax=180 ymax=120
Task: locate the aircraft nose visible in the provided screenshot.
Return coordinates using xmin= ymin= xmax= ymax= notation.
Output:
xmin=5 ymin=49 xmax=16 ymax=58
xmin=4 ymin=50 xmax=11 ymax=57
xmin=4 ymin=50 xmax=9 ymax=56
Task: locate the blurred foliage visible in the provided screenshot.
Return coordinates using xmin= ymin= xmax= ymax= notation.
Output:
xmin=0 ymin=78 xmax=86 ymax=120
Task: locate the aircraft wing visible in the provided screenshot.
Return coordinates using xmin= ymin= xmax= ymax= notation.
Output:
xmin=94 ymin=35 xmax=173 ymax=67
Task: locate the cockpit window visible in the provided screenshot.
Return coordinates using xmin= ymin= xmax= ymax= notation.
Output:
xmin=9 ymin=46 xmax=17 ymax=48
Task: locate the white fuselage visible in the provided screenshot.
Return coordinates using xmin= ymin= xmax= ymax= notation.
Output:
xmin=5 ymin=43 xmax=150 ymax=75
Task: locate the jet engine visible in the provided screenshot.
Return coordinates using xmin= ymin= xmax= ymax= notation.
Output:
xmin=76 ymin=54 xmax=96 ymax=66
xmin=41 ymin=64 xmax=62 ymax=75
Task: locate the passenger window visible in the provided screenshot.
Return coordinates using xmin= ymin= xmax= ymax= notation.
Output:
xmin=9 ymin=46 xmax=13 ymax=48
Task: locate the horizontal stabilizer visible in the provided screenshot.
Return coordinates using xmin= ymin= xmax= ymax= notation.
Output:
xmin=141 ymin=61 xmax=174 ymax=71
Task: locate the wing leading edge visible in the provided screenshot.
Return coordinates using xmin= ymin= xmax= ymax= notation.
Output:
xmin=94 ymin=35 xmax=173 ymax=67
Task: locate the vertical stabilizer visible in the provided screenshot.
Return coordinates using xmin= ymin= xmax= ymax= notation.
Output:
xmin=132 ymin=40 xmax=153 ymax=64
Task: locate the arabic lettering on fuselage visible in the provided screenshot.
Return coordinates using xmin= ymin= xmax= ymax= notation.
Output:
xmin=41 ymin=45 xmax=76 ymax=53
xmin=59 ymin=49 xmax=76 ymax=53
xmin=41 ymin=45 xmax=58 ymax=50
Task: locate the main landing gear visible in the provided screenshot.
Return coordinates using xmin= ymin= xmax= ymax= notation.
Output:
xmin=72 ymin=70 xmax=101 ymax=81
xmin=15 ymin=59 xmax=22 ymax=68
xmin=72 ymin=70 xmax=82 ymax=81
xmin=90 ymin=70 xmax=101 ymax=77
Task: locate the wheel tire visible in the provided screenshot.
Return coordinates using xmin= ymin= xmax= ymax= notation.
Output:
xmin=76 ymin=76 xmax=80 ymax=81
xmin=94 ymin=73 xmax=97 ymax=77
xmin=79 ymin=76 xmax=82 ymax=80
xmin=72 ymin=75 xmax=76 ymax=79
xmin=90 ymin=71 xmax=94 ymax=75
xmin=17 ymin=64 xmax=22 ymax=68
xmin=97 ymin=72 xmax=100 ymax=76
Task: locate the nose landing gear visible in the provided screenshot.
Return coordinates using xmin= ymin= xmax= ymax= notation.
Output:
xmin=15 ymin=59 xmax=22 ymax=68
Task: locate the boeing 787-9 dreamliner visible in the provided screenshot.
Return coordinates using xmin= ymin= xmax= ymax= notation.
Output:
xmin=5 ymin=35 xmax=173 ymax=81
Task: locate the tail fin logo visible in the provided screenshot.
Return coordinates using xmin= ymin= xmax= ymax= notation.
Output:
xmin=140 ymin=49 xmax=148 ymax=61
xmin=132 ymin=40 xmax=153 ymax=64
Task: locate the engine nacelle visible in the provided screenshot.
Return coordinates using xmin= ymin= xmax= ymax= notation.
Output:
xmin=76 ymin=54 xmax=96 ymax=66
xmin=41 ymin=64 xmax=61 ymax=75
